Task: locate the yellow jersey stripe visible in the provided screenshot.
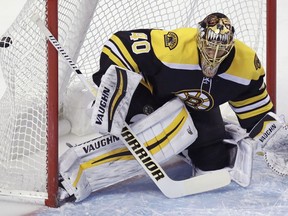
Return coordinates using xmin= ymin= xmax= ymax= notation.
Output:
xmin=110 ymin=35 xmax=140 ymax=72
xmin=231 ymin=95 xmax=271 ymax=113
xmin=229 ymin=89 xmax=269 ymax=107
xmin=103 ymin=46 xmax=152 ymax=93
xmin=103 ymin=47 xmax=127 ymax=69
xmin=236 ymin=102 xmax=273 ymax=119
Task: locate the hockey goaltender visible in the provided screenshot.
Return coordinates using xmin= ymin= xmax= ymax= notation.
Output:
xmin=58 ymin=13 xmax=288 ymax=202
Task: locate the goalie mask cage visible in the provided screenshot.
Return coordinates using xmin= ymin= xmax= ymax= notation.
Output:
xmin=0 ymin=0 xmax=276 ymax=207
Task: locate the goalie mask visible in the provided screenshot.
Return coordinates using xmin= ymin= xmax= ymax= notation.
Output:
xmin=197 ymin=13 xmax=235 ymax=77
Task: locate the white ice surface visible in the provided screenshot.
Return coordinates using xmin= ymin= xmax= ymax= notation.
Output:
xmin=0 ymin=0 xmax=288 ymax=216
xmin=35 ymin=154 xmax=288 ymax=216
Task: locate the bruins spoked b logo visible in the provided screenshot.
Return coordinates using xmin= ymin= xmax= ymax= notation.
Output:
xmin=164 ymin=32 xmax=178 ymax=50
xmin=174 ymin=89 xmax=214 ymax=111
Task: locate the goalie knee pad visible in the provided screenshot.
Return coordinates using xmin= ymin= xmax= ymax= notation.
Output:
xmin=131 ymin=97 xmax=198 ymax=162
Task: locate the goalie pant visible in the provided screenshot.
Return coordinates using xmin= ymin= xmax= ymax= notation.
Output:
xmin=59 ymin=98 xmax=198 ymax=201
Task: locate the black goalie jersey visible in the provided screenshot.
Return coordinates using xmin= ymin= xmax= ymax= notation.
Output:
xmin=93 ymin=28 xmax=274 ymax=131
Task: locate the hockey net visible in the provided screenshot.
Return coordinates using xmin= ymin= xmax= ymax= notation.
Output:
xmin=0 ymin=0 xmax=275 ymax=207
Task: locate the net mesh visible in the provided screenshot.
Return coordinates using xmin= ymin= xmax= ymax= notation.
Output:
xmin=0 ymin=0 xmax=267 ymax=202
xmin=0 ymin=0 xmax=48 ymax=199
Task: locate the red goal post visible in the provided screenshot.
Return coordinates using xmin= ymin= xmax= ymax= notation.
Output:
xmin=0 ymin=0 xmax=277 ymax=208
xmin=46 ymin=0 xmax=58 ymax=208
xmin=266 ymin=0 xmax=277 ymax=109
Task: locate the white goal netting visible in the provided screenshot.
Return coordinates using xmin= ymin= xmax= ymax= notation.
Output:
xmin=0 ymin=0 xmax=267 ymax=204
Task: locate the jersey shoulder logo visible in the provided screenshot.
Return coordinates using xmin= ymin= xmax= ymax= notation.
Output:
xmin=254 ymin=54 xmax=261 ymax=70
xmin=164 ymin=31 xmax=178 ymax=50
xmin=174 ymin=89 xmax=214 ymax=111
